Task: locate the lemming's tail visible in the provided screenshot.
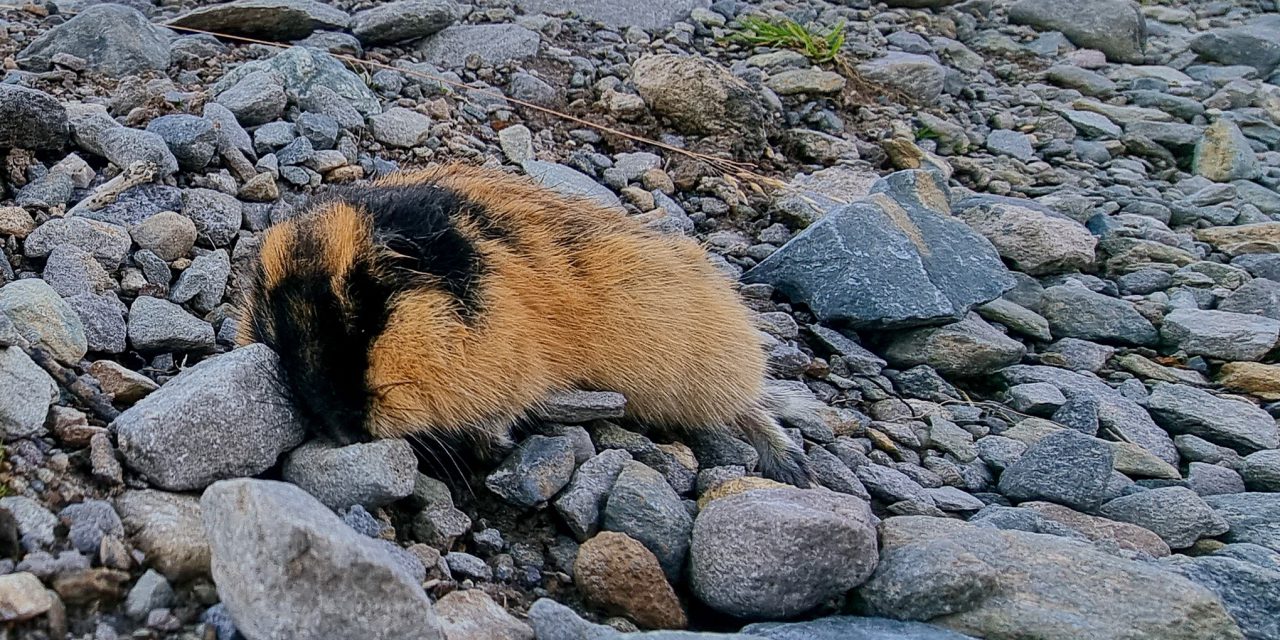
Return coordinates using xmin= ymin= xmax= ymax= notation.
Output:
xmin=733 ymin=381 xmax=819 ymax=488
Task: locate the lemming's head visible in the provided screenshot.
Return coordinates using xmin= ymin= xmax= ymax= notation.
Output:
xmin=237 ymin=201 xmax=393 ymax=445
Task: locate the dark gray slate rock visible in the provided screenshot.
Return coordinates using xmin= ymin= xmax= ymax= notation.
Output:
xmin=690 ymin=488 xmax=878 ymax=620
xmin=202 ymin=479 xmax=444 ymax=640
xmin=66 ymin=292 xmax=127 ymax=354
xmin=485 ymin=435 xmax=577 ymax=507
xmin=742 ymin=616 xmax=978 ymax=640
xmin=856 ymin=464 xmax=934 ymax=506
xmin=1187 ymin=462 xmax=1247 ymax=497
xmin=96 ymin=127 xmax=180 ymax=177
xmin=1205 ymin=493 xmax=1280 ymax=552
xmin=515 ymin=0 xmax=707 ymax=30
xmin=1214 ymin=543 xmax=1280 ymax=572
xmin=1008 ymin=0 xmax=1146 ymax=63
xmin=527 ymin=598 xmax=620 ymax=640
xmin=1147 ymin=383 xmax=1279 ymax=453
xmin=1039 ymin=282 xmax=1157 ymax=345
xmin=60 ymin=500 xmax=124 ymax=555
xmin=114 ymin=344 xmax=307 ymax=490
xmin=1218 ymin=278 xmax=1280 ymax=320
xmin=997 ymin=430 xmax=1114 ymax=511
xmin=215 ymin=71 xmax=287 ymax=128
xmin=180 ymin=189 xmax=243 ymax=248
xmin=145 ymin=115 xmax=217 ymax=172
xmin=1161 ymin=308 xmax=1280 ymax=362
xmin=602 ymin=461 xmax=693 ymax=582
xmin=744 ymin=171 xmax=1013 ymax=330
xmin=351 ymin=0 xmax=458 ymax=45
xmin=1098 ymin=487 xmax=1229 ymax=549
xmin=1162 ymin=555 xmax=1280 ymax=640
xmin=0 ymin=85 xmax=69 ymax=150
xmin=127 ymin=296 xmax=215 ymax=353
xmin=1243 ymin=450 xmax=1280 ymax=492
xmin=282 ymin=439 xmax=417 ymax=510
xmin=1190 ymin=15 xmax=1280 ymax=75
xmin=532 ymin=390 xmax=627 ymax=423
xmin=554 ymin=449 xmax=632 ymax=541
xmin=881 ymin=314 xmax=1025 ymax=377
xmin=860 ymin=516 xmax=1242 ymax=639
xmin=17 ymin=5 xmax=170 ymax=75
xmin=417 ymin=24 xmax=541 ymax=67
xmin=167 ymin=0 xmax=351 ymax=40
xmin=999 ymin=365 xmax=1177 ymax=464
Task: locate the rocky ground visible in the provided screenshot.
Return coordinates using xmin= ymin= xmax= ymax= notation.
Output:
xmin=0 ymin=0 xmax=1279 ymax=638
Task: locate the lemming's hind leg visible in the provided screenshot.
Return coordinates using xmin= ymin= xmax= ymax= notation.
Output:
xmin=733 ymin=406 xmax=811 ymax=488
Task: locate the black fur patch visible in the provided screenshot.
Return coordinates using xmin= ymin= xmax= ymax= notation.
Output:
xmin=327 ymin=183 xmax=490 ymax=320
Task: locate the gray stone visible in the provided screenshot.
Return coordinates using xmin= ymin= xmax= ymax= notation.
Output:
xmin=1007 ymin=383 xmax=1066 ymax=414
xmin=1190 ymin=15 xmax=1280 ymax=75
xmin=202 ymin=479 xmax=443 ymax=640
xmin=882 ymin=314 xmax=1025 ymax=377
xmin=1195 ymin=120 xmax=1263 ymax=183
xmin=203 ymin=103 xmax=254 ymax=158
xmin=856 ymin=53 xmax=946 ymax=104
xmin=1098 ymin=487 xmax=1229 ymax=549
xmin=1000 ymin=365 xmax=1177 ymax=464
xmin=632 ymin=53 xmax=770 ymax=152
xmin=60 ymin=500 xmax=123 ymax=555
xmin=1147 ymin=382 xmax=1279 ymax=453
xmin=955 ymin=196 xmax=1096 ymax=276
xmin=23 ymin=212 xmax=134 ymax=267
xmin=997 ymin=429 xmax=1114 ymax=511
xmin=856 ymin=464 xmax=934 ymax=506
xmin=527 ymin=598 xmax=619 ymax=640
xmin=445 ymin=551 xmax=491 ymax=581
xmin=690 ymin=488 xmax=878 ymax=620
xmin=859 ymin=516 xmax=1242 ymax=639
xmin=1046 ymin=66 xmax=1116 ymax=98
xmin=522 ymin=161 xmax=621 ymax=208
xmin=169 ymin=250 xmax=230 ymax=314
xmin=1162 ymin=555 xmax=1280 ymax=640
xmin=283 ymin=439 xmax=417 ymax=510
xmin=211 ymin=46 xmax=381 ymax=117
xmin=742 ymin=616 xmax=978 ymax=640
xmin=0 ymin=279 xmax=88 ymax=364
xmin=95 ymin=127 xmax=179 ymax=177
xmin=1061 ymin=109 xmax=1123 ymax=138
xmin=1214 ymin=543 xmax=1280 ymax=572
xmin=127 ymin=296 xmax=215 ymax=353
xmin=1039 ymin=283 xmax=1157 ymax=345
xmin=745 ymin=171 xmax=1013 ymax=330
xmin=79 ymin=184 xmax=183 ymax=228
xmin=43 ymin=245 xmax=110 ymax=298
xmin=515 ymin=0 xmax=706 ymax=30
xmin=1218 ymin=277 xmax=1280 ymax=320
xmin=297 ymin=113 xmax=339 ymax=150
xmin=485 ymin=435 xmax=577 ymax=508
xmin=114 ymin=344 xmax=306 ymax=490
xmin=114 ymin=490 xmax=210 ymax=581
xmin=0 ymin=85 xmax=69 ymax=150
xmin=17 ymin=5 xmax=170 ymax=75
xmin=534 ymin=390 xmax=627 ymax=423
xmin=126 ymin=206 xmax=190 ymax=260
xmin=1243 ymin=450 xmax=1280 ymax=492
xmin=766 ymin=69 xmax=846 ymax=96
xmin=554 ymin=449 xmax=632 ymax=541
xmin=975 ymin=298 xmax=1052 ymax=342
xmin=984 ymin=129 xmax=1035 ymax=161
xmin=145 ymin=115 xmax=217 ymax=172
xmin=180 ymin=189 xmax=243 ymax=248
xmin=123 ymin=569 xmax=173 ymax=620
xmin=215 ymin=71 xmax=287 ymax=128
xmin=1008 ymin=0 xmax=1146 ymax=63
xmin=0 ymin=347 xmax=57 ymax=440
xmin=167 ymin=0 xmax=351 ymax=40
xmin=417 ymin=24 xmax=540 ymax=67
xmin=1187 ymin=462 xmax=1246 ymax=497
xmin=0 ymin=496 xmax=57 ymax=551
xmin=351 ymin=0 xmax=458 ymax=45
xmin=602 ymin=461 xmax=693 ymax=582
xmin=1206 ymin=493 xmax=1280 ymax=551
xmin=368 ymin=107 xmax=433 ymax=148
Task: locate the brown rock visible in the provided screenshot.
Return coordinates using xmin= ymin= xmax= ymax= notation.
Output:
xmin=574 ymin=532 xmax=686 ymax=630
xmin=0 ymin=207 xmax=36 ymax=238
xmin=434 ymin=590 xmax=534 ymax=640
xmin=89 ymin=360 xmax=159 ymax=405
xmin=1196 ymin=223 xmax=1280 ymax=256
xmin=697 ymin=477 xmax=787 ymax=509
xmin=90 ymin=433 xmax=124 ymax=485
xmin=46 ymin=406 xmax=106 ymax=448
xmin=1021 ymin=501 xmax=1171 ymax=557
xmin=52 ymin=568 xmax=129 ymax=605
xmin=1218 ymin=362 xmax=1280 ymax=401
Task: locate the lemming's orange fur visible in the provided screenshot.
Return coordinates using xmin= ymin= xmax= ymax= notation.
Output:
xmin=241 ymin=164 xmax=807 ymax=483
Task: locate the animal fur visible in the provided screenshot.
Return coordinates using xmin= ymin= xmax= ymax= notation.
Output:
xmin=238 ymin=163 xmax=809 ymax=486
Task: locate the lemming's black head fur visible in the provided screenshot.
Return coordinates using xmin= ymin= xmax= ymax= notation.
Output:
xmin=245 ymin=182 xmax=490 ymax=444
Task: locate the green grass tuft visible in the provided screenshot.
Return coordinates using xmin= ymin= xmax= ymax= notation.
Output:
xmin=728 ymin=16 xmax=847 ymax=63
